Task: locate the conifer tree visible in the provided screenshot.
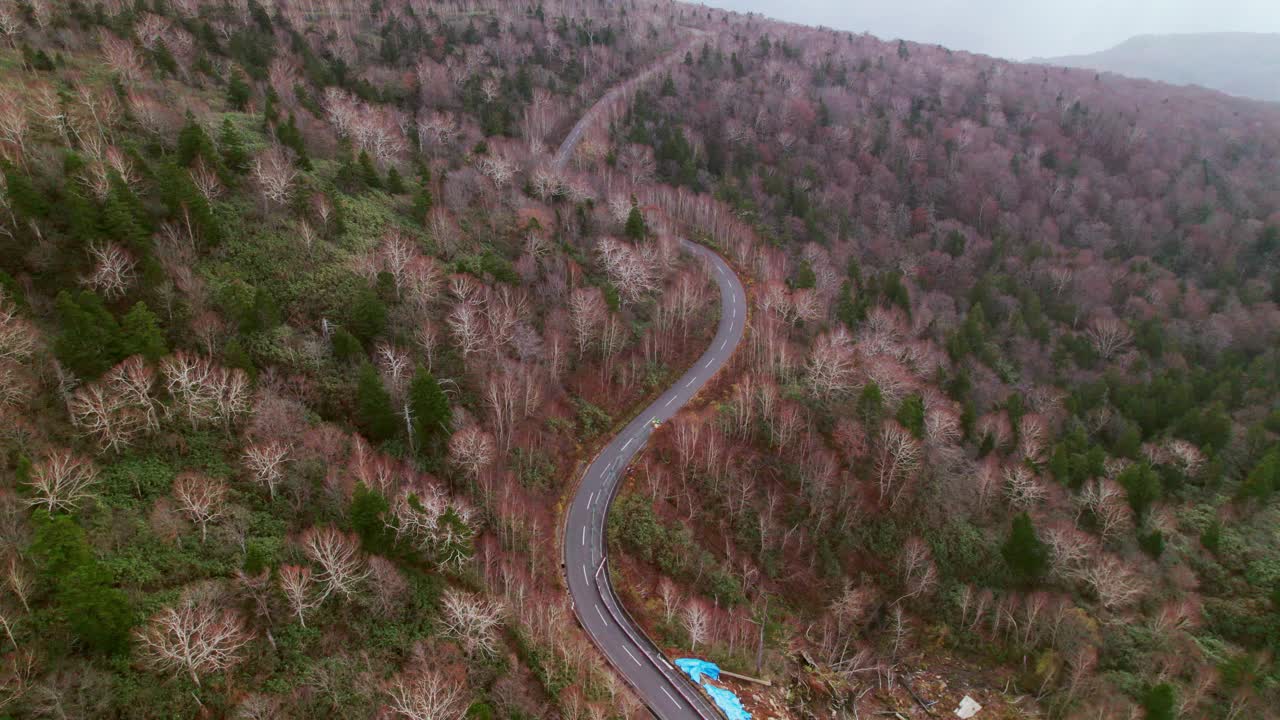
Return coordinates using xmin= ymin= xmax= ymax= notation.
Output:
xmin=356 ymin=363 xmax=397 ymax=443
xmin=1002 ymin=512 xmax=1049 ymax=586
xmin=54 ymin=290 xmax=122 ymax=378
xmin=119 ymin=302 xmax=168 ymax=362
xmin=409 ymin=367 xmax=451 ymax=456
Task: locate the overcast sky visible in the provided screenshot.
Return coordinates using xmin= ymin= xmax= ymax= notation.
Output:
xmin=697 ymin=0 xmax=1280 ymax=60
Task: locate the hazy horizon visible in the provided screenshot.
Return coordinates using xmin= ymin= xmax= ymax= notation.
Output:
xmin=697 ymin=0 xmax=1280 ymax=60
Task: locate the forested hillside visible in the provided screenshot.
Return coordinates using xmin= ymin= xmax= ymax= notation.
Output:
xmin=0 ymin=1 xmax=725 ymax=717
xmin=603 ymin=12 xmax=1280 ymax=720
xmin=0 ymin=1 xmax=1278 ymax=719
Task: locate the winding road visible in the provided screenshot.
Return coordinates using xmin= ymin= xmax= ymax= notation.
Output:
xmin=553 ymin=35 xmax=747 ymax=719
xmin=562 ymin=240 xmax=746 ymax=719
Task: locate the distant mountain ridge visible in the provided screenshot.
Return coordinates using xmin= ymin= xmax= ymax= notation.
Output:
xmin=1033 ymin=32 xmax=1280 ymax=103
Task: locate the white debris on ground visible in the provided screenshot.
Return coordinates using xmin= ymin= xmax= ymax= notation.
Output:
xmin=954 ymin=695 xmax=983 ymax=718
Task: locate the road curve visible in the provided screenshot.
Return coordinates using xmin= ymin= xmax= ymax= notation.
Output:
xmin=563 ymin=241 xmax=747 ymax=719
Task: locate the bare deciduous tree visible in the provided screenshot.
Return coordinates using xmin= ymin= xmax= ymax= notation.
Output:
xmin=385 ymin=667 xmax=468 ymax=720
xmin=805 ymin=329 xmax=857 ymax=398
xmin=442 ymin=590 xmax=502 ymax=656
xmin=874 ymin=424 xmax=921 ymax=509
xmin=300 ymin=526 xmax=369 ymax=602
xmin=252 ymin=145 xmax=299 ymax=206
xmin=278 ymin=564 xmax=321 ymax=627
xmin=26 ymin=451 xmax=98 ymax=513
xmin=1085 ymin=316 xmax=1133 ymax=361
xmin=242 ymin=441 xmax=289 ymax=499
xmin=82 ymin=243 xmax=136 ymax=300
xmin=683 ymin=599 xmax=708 ymax=652
xmin=1082 ymin=555 xmax=1145 ymax=610
xmin=449 ymin=426 xmax=494 ymax=481
xmin=136 ymin=599 xmax=253 ymax=685
xmin=172 ymin=472 xmax=228 ymax=542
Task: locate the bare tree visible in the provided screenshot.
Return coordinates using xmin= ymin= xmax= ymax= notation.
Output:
xmin=367 ymin=556 xmax=408 ymax=618
xmin=0 ymin=290 xmax=36 ymax=365
xmin=242 ymin=441 xmax=289 ymax=499
xmin=449 ymin=426 xmax=494 ymax=481
xmin=446 ymin=302 xmax=486 ymax=360
xmin=1085 ymin=317 xmax=1133 ymax=361
xmin=26 ymin=451 xmax=98 ymax=513
xmin=874 ymin=424 xmax=921 ymax=509
xmin=805 ymin=329 xmax=857 ymax=398
xmin=278 ymin=564 xmax=321 ymax=627
xmin=172 ymin=472 xmax=228 ymax=542
xmin=300 ymin=526 xmax=369 ymax=602
xmin=252 ymin=145 xmax=299 ymax=206
xmin=82 ymin=243 xmax=136 ymax=300
xmin=385 ymin=667 xmax=468 ymax=720
xmin=596 ymin=237 xmax=657 ymax=305
xmin=442 ymin=590 xmax=503 ymax=656
xmin=1078 ymin=478 xmax=1131 ymax=541
xmin=1082 ymin=555 xmax=1145 ymax=610
xmin=160 ymin=352 xmax=252 ymax=430
xmin=136 ymin=599 xmax=253 ymax=685
xmin=683 ymin=599 xmax=708 ymax=652
xmin=568 ymin=287 xmax=606 ymax=357
xmin=1003 ymin=465 xmax=1048 ymax=510
xmin=894 ymin=538 xmax=938 ymax=604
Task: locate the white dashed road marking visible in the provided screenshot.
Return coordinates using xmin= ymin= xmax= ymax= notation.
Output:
xmin=704 ymin=359 xmax=713 ymax=368
xmin=582 ymin=565 xmax=588 ymax=583
xmin=662 ymin=687 xmax=678 ymax=705
xmin=623 ymin=645 xmax=642 ymax=665
xmin=685 ymin=378 xmax=695 ymax=387
xmin=664 ymin=396 xmax=676 ymax=407
xmin=623 ymin=438 xmax=633 ymax=451
xmin=595 ymin=604 xmax=609 ymax=626
xmin=581 ymin=526 xmax=586 ymax=546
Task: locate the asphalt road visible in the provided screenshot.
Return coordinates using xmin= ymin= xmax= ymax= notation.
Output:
xmin=562 ymin=240 xmax=747 ymax=719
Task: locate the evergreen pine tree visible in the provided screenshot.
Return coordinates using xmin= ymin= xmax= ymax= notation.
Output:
xmin=350 ymin=483 xmax=394 ymax=554
xmin=1002 ymin=512 xmax=1049 ymax=586
xmin=857 ymin=382 xmax=884 ymax=427
xmin=54 ymin=290 xmax=122 ymax=378
xmin=356 ymin=363 xmax=397 ymax=443
xmin=118 ymin=302 xmax=168 ymax=362
xmin=1142 ymin=683 xmax=1175 ymax=720
xmin=896 ymin=394 xmax=926 ymax=439
xmin=176 ymin=112 xmax=216 ymax=167
xmin=386 ymin=166 xmax=406 ymax=194
xmin=359 ymin=151 xmax=383 ymax=189
xmin=2 ymin=164 xmax=49 ymax=220
xmin=348 ymin=287 xmax=387 ymax=343
xmin=409 ymin=367 xmax=451 ymax=456
xmin=218 ymin=118 xmax=250 ymax=174
xmin=624 ymin=201 xmax=646 ymax=240
xmin=227 ymin=72 xmax=251 ymax=111
xmin=413 ymin=183 xmax=434 ymax=223
xmin=331 ymin=328 xmax=364 ymax=363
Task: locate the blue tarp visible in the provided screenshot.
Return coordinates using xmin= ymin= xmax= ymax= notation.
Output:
xmin=674 ymin=658 xmax=751 ymax=720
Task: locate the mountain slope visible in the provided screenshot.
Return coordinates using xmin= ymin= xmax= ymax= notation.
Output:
xmin=1035 ymin=32 xmax=1280 ymax=102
